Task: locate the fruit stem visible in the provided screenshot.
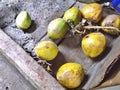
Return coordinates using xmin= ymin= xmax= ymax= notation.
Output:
xmin=83 ymin=26 xmax=120 ymax=33
xmin=67 ymin=19 xmax=75 ymax=29
xmin=37 ymin=60 xmax=52 ymax=66
xmin=67 ymin=19 xmax=120 ymax=37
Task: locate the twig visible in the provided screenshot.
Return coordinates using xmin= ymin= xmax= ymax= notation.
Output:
xmin=37 ymin=60 xmax=52 ymax=66
xmin=83 ymin=26 xmax=120 ymax=33
xmin=47 ymin=65 xmax=52 ymax=72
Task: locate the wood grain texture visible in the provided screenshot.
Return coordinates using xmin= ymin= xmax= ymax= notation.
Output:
xmin=98 ymin=59 xmax=120 ymax=88
xmin=0 ymin=29 xmax=65 ymax=90
xmin=0 ymin=53 xmax=36 ymax=90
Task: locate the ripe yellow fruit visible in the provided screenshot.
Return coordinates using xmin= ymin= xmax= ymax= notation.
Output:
xmin=81 ymin=3 xmax=102 ymax=23
xmin=56 ymin=62 xmax=84 ymax=89
xmin=34 ymin=41 xmax=58 ymax=61
xmin=16 ymin=11 xmax=32 ymax=29
xmin=48 ymin=18 xmax=69 ymax=39
xmin=101 ymin=14 xmax=120 ymax=35
xmin=63 ymin=7 xmax=81 ymax=26
xmin=81 ymin=32 xmax=106 ymax=58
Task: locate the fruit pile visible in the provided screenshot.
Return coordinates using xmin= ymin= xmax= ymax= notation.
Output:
xmin=16 ymin=3 xmax=120 ymax=89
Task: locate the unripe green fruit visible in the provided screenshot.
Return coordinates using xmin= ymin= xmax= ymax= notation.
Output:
xmin=48 ymin=18 xmax=70 ymax=39
xmin=63 ymin=7 xmax=81 ymax=26
xmin=16 ymin=11 xmax=32 ymax=29
xmin=101 ymin=14 xmax=120 ymax=35
xmin=81 ymin=32 xmax=106 ymax=58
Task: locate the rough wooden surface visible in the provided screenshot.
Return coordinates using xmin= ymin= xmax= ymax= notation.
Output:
xmin=38 ymin=1 xmax=120 ymax=89
xmin=82 ymin=37 xmax=120 ymax=89
xmin=0 ymin=52 xmax=36 ymax=90
xmin=98 ymin=59 xmax=120 ymax=88
xmin=0 ymin=29 xmax=65 ymax=90
xmin=0 ymin=0 xmax=120 ymax=90
xmin=54 ymin=33 xmax=120 ymax=90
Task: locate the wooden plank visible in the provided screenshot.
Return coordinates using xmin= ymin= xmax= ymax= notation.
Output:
xmin=50 ymin=2 xmax=120 ymax=89
xmin=98 ymin=59 xmax=120 ymax=88
xmin=74 ymin=2 xmax=120 ymax=89
xmin=0 ymin=29 xmax=65 ymax=90
xmin=1 ymin=1 xmax=120 ymax=90
xmin=0 ymin=53 xmax=36 ymax=90
xmin=98 ymin=85 xmax=120 ymax=90
xmin=54 ymin=30 xmax=120 ymax=90
xmin=58 ymin=37 xmax=94 ymax=71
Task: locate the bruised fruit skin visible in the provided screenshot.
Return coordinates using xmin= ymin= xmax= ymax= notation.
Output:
xmin=34 ymin=41 xmax=58 ymax=61
xmin=81 ymin=32 xmax=106 ymax=58
xmin=63 ymin=7 xmax=81 ymax=26
xmin=101 ymin=14 xmax=120 ymax=35
xmin=56 ymin=63 xmax=84 ymax=89
xmin=81 ymin=3 xmax=102 ymax=23
xmin=16 ymin=11 xmax=32 ymax=29
xmin=48 ymin=18 xmax=70 ymax=39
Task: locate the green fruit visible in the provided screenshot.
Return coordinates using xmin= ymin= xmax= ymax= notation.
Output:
xmin=81 ymin=3 xmax=102 ymax=23
xmin=63 ymin=7 xmax=81 ymax=26
xmin=34 ymin=41 xmax=58 ymax=61
xmin=56 ymin=62 xmax=84 ymax=89
xmin=16 ymin=11 xmax=32 ymax=29
xmin=81 ymin=32 xmax=106 ymax=58
xmin=48 ymin=18 xmax=69 ymax=39
xmin=101 ymin=14 xmax=120 ymax=35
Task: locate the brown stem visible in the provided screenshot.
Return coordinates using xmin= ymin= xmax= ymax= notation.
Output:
xmin=83 ymin=26 xmax=120 ymax=33
xmin=37 ymin=60 xmax=52 ymax=66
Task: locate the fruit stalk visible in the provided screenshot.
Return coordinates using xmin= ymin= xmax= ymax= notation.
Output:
xmin=83 ymin=26 xmax=120 ymax=33
xmin=68 ymin=20 xmax=120 ymax=36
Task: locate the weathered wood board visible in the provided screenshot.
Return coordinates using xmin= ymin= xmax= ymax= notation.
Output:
xmin=98 ymin=59 xmax=120 ymax=88
xmin=0 ymin=0 xmax=120 ymax=90
xmin=0 ymin=52 xmax=36 ymax=90
xmin=0 ymin=29 xmax=65 ymax=90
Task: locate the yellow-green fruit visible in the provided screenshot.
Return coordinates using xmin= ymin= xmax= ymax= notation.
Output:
xmin=101 ymin=14 xmax=120 ymax=35
xmin=34 ymin=41 xmax=58 ymax=61
xmin=81 ymin=3 xmax=102 ymax=23
xmin=16 ymin=11 xmax=32 ymax=29
xmin=48 ymin=18 xmax=69 ymax=39
xmin=81 ymin=32 xmax=106 ymax=58
xmin=63 ymin=7 xmax=81 ymax=26
xmin=56 ymin=62 xmax=84 ymax=89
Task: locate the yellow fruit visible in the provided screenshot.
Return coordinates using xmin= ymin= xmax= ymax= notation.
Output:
xmin=16 ymin=11 xmax=32 ymax=29
xmin=34 ymin=41 xmax=58 ymax=61
xmin=81 ymin=32 xmax=106 ymax=58
xmin=81 ymin=3 xmax=102 ymax=23
xmin=48 ymin=18 xmax=69 ymax=39
xmin=63 ymin=7 xmax=81 ymax=26
xmin=101 ymin=14 xmax=120 ymax=35
xmin=56 ymin=62 xmax=84 ymax=89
